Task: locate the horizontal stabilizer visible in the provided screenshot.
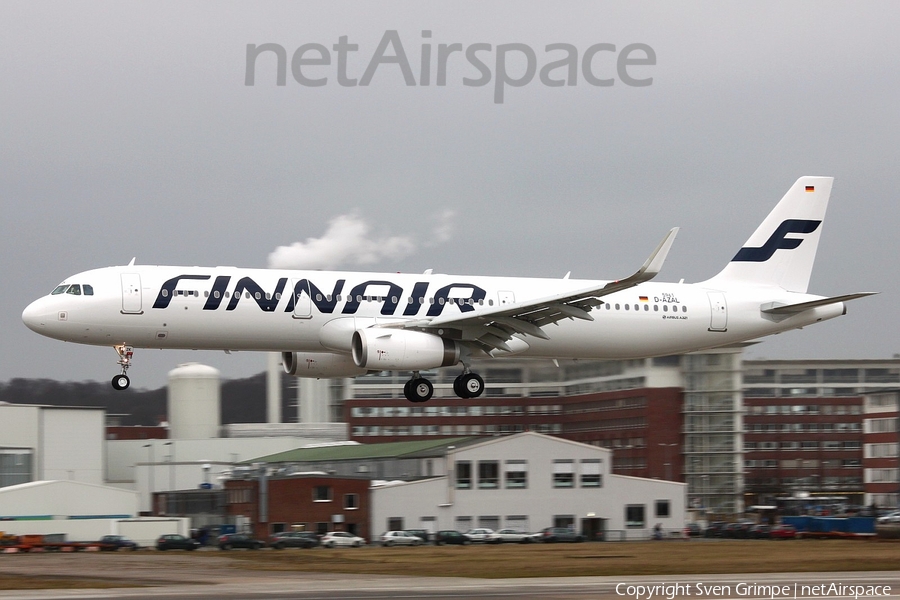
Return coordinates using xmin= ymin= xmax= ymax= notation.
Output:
xmin=761 ymin=292 xmax=877 ymax=315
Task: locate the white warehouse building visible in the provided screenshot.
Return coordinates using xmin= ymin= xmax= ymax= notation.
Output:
xmin=370 ymin=432 xmax=687 ymax=540
xmin=0 ymin=403 xmax=104 ymax=487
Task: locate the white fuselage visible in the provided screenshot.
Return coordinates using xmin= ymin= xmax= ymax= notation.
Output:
xmin=22 ymin=264 xmax=843 ymax=360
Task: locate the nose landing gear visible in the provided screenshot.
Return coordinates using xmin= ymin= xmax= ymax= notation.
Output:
xmin=111 ymin=344 xmax=133 ymax=391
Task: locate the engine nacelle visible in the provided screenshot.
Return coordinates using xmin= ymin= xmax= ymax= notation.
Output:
xmin=351 ymin=329 xmax=460 ymax=370
xmin=282 ymin=351 xmax=368 ymax=378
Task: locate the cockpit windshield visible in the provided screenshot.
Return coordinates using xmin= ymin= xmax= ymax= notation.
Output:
xmin=51 ymin=284 xmax=94 ymax=296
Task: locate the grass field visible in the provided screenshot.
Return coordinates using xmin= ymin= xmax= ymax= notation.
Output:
xmin=221 ymin=539 xmax=900 ymax=579
xmin=2 ymin=539 xmax=899 ymax=590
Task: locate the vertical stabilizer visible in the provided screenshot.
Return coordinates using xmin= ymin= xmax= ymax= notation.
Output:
xmin=705 ymin=176 xmax=833 ymax=293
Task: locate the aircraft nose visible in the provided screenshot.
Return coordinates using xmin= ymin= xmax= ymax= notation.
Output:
xmin=22 ymin=298 xmax=51 ymax=333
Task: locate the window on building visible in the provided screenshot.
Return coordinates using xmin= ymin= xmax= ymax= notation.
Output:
xmin=478 ymin=461 xmax=499 ymax=489
xmin=456 ymin=461 xmax=472 ymax=489
xmin=655 ymin=500 xmax=671 ymax=518
xmin=554 ymin=515 xmax=576 ymax=529
xmin=478 ymin=515 xmax=500 ymax=530
xmin=344 ymin=494 xmax=359 ymax=510
xmin=388 ymin=517 xmax=404 ymax=531
xmin=506 ymin=515 xmax=529 ymax=530
xmin=505 ymin=460 xmax=527 ymax=489
xmin=312 ymin=486 xmax=332 ymax=502
xmin=580 ymin=459 xmax=603 ymax=487
xmin=553 ymin=460 xmax=575 ymax=488
xmin=626 ymin=505 xmax=646 ymax=528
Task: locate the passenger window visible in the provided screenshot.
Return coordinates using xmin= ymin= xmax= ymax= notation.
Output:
xmin=66 ymin=285 xmax=82 ymax=295
xmin=83 ymin=284 xmax=94 ymax=296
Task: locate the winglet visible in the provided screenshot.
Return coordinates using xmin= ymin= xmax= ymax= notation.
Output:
xmin=603 ymin=227 xmax=678 ymax=292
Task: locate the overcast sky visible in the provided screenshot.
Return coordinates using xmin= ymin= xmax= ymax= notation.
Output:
xmin=2 ymin=1 xmax=898 ymax=389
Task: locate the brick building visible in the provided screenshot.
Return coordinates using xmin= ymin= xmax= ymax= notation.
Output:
xmin=224 ymin=474 xmax=372 ymax=541
xmin=862 ymin=389 xmax=900 ymax=507
xmin=742 ymin=395 xmax=864 ymax=506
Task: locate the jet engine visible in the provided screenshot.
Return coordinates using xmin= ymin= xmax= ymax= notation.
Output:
xmin=282 ymin=351 xmax=368 ymax=378
xmin=351 ymin=329 xmax=460 ymax=371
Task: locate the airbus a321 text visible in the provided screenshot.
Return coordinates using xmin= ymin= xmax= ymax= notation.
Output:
xmin=23 ymin=177 xmax=874 ymax=402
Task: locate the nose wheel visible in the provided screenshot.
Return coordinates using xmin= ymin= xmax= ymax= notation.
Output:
xmin=112 ymin=344 xmax=133 ymax=391
xmin=112 ymin=374 xmax=131 ymax=390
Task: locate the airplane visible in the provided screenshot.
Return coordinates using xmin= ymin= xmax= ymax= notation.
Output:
xmin=22 ymin=176 xmax=874 ymax=403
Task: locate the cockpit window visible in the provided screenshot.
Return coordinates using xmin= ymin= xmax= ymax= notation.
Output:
xmin=50 ymin=283 xmax=93 ymax=296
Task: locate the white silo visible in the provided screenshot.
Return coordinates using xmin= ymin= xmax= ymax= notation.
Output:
xmin=167 ymin=363 xmax=221 ymax=439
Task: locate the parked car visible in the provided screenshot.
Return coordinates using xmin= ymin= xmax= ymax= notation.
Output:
xmin=99 ymin=535 xmax=139 ymax=551
xmin=405 ymin=529 xmax=431 ymax=543
xmin=320 ymin=531 xmax=365 ymax=548
xmin=380 ymin=531 xmax=424 ymax=546
xmin=155 ymin=534 xmax=200 ymax=551
xmin=704 ymin=521 xmax=728 ymax=538
xmin=877 ymin=511 xmax=900 ymax=524
xmin=218 ymin=533 xmax=265 ymax=550
xmin=684 ymin=523 xmax=702 ymax=537
xmin=748 ymin=524 xmax=771 ymax=539
xmin=487 ymin=528 xmax=534 ymax=544
xmin=270 ymin=531 xmax=320 ymax=549
xmin=462 ymin=528 xmax=494 ymax=543
xmin=724 ymin=522 xmax=754 ymax=538
xmin=537 ymin=527 xmax=584 ymax=543
xmin=769 ymin=524 xmax=797 ymax=539
xmin=434 ymin=530 xmax=471 ymax=545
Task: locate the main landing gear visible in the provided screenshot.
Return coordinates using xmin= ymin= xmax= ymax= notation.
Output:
xmin=111 ymin=344 xmax=133 ymax=391
xmin=403 ymin=369 xmax=485 ymax=403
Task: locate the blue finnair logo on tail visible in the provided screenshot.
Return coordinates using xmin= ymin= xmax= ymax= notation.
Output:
xmin=732 ymin=219 xmax=821 ymax=262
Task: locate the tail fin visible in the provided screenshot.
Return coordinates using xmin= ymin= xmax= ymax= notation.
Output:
xmin=705 ymin=176 xmax=833 ymax=292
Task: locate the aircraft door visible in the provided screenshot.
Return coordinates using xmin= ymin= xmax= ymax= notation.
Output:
xmin=121 ymin=274 xmax=142 ymax=314
xmin=707 ymin=292 xmax=727 ymax=332
xmin=292 ymin=280 xmax=312 ymax=319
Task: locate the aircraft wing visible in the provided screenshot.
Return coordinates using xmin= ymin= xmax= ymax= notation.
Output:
xmin=387 ymin=228 xmax=678 ymax=352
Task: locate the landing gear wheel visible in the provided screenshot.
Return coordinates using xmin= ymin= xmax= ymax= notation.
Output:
xmin=112 ymin=344 xmax=134 ymax=391
xmin=404 ymin=377 xmax=433 ymax=403
xmin=454 ymin=372 xmax=485 ymax=399
xmin=112 ymin=374 xmax=130 ymax=391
